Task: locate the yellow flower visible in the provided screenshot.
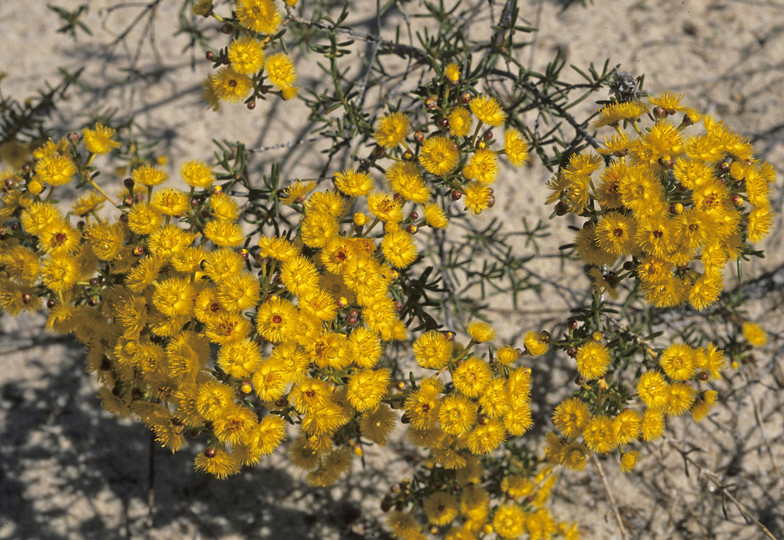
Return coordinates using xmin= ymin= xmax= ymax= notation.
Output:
xmin=439 ymin=394 xmax=478 ymax=435
xmin=35 ymin=155 xmax=76 ymax=186
xmin=665 ymin=382 xmax=696 ymax=416
xmin=374 ymin=111 xmax=409 ymax=149
xmin=228 ymin=36 xmax=265 ymax=75
xmin=552 ymin=397 xmax=589 ymax=439
xmin=448 ymin=107 xmax=472 ymax=137
xmin=741 ymin=321 xmax=767 ymax=347
xmin=300 ymin=210 xmax=339 ymax=249
xmin=265 ymin=52 xmax=297 ymax=93
xmin=195 ymin=380 xmax=235 ymax=421
xmin=217 ymin=338 xmax=262 ymax=379
xmin=612 ymin=409 xmax=641 ymax=446
xmin=256 ymin=296 xmax=297 ymax=343
xmin=598 ymin=131 xmax=632 ymax=156
xmin=385 ymin=161 xmax=429 ymax=203
xmin=192 ymin=0 xmax=213 ymax=16
xmin=204 ymin=219 xmax=244 ymax=247
xmin=216 ymin=272 xmax=260 ymax=312
xmin=633 ymin=122 xmax=683 ymax=165
xmin=582 ymin=415 xmax=616 ymax=453
xmin=148 ymin=224 xmax=195 ymax=258
xmin=423 ymin=203 xmax=448 ymax=228
xmin=82 ymin=123 xmax=121 ymax=155
xmin=132 ymin=163 xmax=168 ymax=187
xmin=413 ymin=330 xmax=452 ymax=369
xmin=573 ymin=226 xmax=617 ymax=267
xmin=748 ymin=203 xmax=774 ymax=244
xmin=467 ymin=320 xmax=495 ymax=342
xmin=281 ymin=255 xmax=320 ymax=297
xmin=204 ymin=312 xmax=252 ymax=344
xmin=212 ymin=66 xmax=253 ymax=103
xmin=463 ymin=148 xmax=498 ymax=184
xmin=526 ymin=509 xmax=557 ymax=540
xmin=71 ymin=190 xmax=105 ymax=217
xmin=388 ymin=511 xmax=421 ymax=539
xmin=659 ymin=343 xmax=697 ymax=381
xmin=504 ymin=127 xmax=529 ymax=167
xmin=575 ymin=341 xmax=610 ymax=380
xmin=445 ymin=63 xmax=460 ymax=83
xmin=333 ymin=168 xmax=373 ymax=197
xmin=469 ymin=95 xmax=506 ymax=127
xmin=210 ymin=192 xmax=240 ymax=221
xmin=235 ymin=0 xmax=281 ymax=34
xmin=620 ymin=451 xmax=641 ymax=472
xmin=419 ymin=135 xmax=459 ymax=176
xmin=404 ymin=386 xmax=441 ymax=430
xmin=524 ymin=331 xmax=549 ymax=356
xmin=347 ymin=368 xmax=391 ymax=412
xmin=595 ymin=212 xmax=638 ymax=256
xmin=280 ymin=179 xmax=316 ymax=204
xmin=360 ymin=403 xmax=397 ymax=445
xmin=463 ymin=180 xmax=492 ymax=215
xmin=180 ymin=160 xmax=214 ymax=188
xmin=40 ymin=253 xmax=79 ymax=293
xmin=194 ymin=448 xmax=241 ymax=479
xmin=467 ymin=417 xmax=506 ymax=454
xmin=641 ymin=408 xmax=665 ymax=441
xmin=594 ymin=101 xmax=649 ymax=128
xmin=452 ymin=357 xmax=492 ymax=398
xmin=213 ymin=404 xmax=258 ymax=445
xmin=492 ymin=504 xmax=526 ymax=539
xmin=637 ymin=370 xmax=669 ymax=410
xmin=152 ymin=187 xmax=190 ymax=216
xmin=424 ymin=491 xmax=460 ymax=526
xmin=367 ymin=190 xmax=404 ymax=222
xmin=381 ymin=229 xmax=417 ymax=268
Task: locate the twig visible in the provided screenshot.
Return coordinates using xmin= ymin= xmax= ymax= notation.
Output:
xmin=591 ymin=453 xmax=629 ymax=540
xmin=750 ymin=391 xmax=782 ymax=476
xmin=147 ymin=430 xmax=155 ymax=530
xmin=667 ymin=441 xmax=779 ymax=540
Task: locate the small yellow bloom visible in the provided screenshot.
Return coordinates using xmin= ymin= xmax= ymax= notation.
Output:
xmin=467 ymin=320 xmax=495 ymax=342
xmin=236 ymin=0 xmax=281 ymax=34
xmin=211 ymin=66 xmax=253 ymax=104
xmin=265 ymin=52 xmax=297 ymax=92
xmin=742 ymin=321 xmax=767 ymax=347
xmin=419 ymin=136 xmax=459 ymax=176
xmin=374 ymin=111 xmax=409 ymax=149
xmin=445 ymin=63 xmax=460 ymax=83
xmin=228 ymin=36 xmax=265 ymax=75
xmin=470 ymin=95 xmax=506 ymax=127
xmin=82 ymin=123 xmax=121 ymax=155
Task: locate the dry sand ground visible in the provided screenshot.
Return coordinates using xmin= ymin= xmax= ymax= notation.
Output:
xmin=1 ymin=0 xmax=783 ymax=538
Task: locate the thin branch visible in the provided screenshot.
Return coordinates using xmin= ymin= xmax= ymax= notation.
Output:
xmin=591 ymin=453 xmax=629 ymax=540
xmin=667 ymin=441 xmax=779 ymax=540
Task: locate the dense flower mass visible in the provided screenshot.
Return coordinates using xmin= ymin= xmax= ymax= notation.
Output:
xmin=0 ymin=16 xmax=775 ymax=535
xmin=548 ymin=92 xmax=776 ymax=311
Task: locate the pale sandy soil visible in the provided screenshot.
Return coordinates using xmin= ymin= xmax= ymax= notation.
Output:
xmin=1 ymin=1 xmax=782 ymax=539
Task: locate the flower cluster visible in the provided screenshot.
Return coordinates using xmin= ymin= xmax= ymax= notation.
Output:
xmin=373 ymin=63 xmax=529 ymax=215
xmin=546 ymin=332 xmax=725 ymax=473
xmin=199 ymin=0 xmax=299 ymax=109
xmin=383 ymin=322 xmax=581 ymax=539
xmin=549 ymin=91 xmax=776 ymax=310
